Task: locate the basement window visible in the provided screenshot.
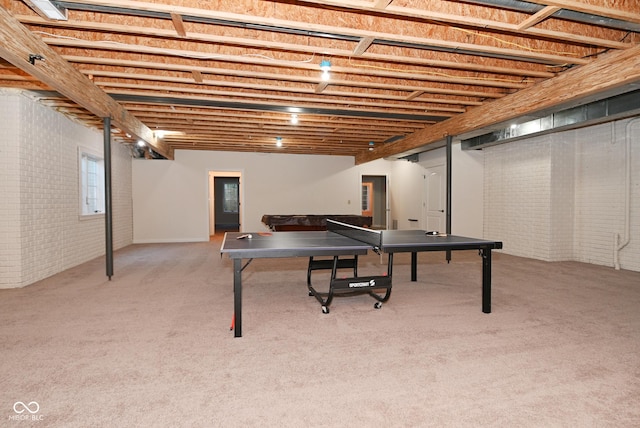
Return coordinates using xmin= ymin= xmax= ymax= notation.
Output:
xmin=223 ymin=182 xmax=239 ymax=213
xmin=79 ymin=148 xmax=105 ymax=216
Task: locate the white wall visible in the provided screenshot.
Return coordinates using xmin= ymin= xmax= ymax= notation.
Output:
xmin=130 ymin=145 xmax=486 ymax=242
xmin=5 ymin=88 xmax=636 ymax=284
xmin=451 ymin=143 xmax=485 ymax=238
xmin=0 ymin=90 xmax=133 ymax=288
xmin=484 ymin=117 xmax=640 ymax=271
xmin=387 ymin=143 xmax=485 ymax=237
xmin=132 ymin=151 xmax=394 ymax=242
xmin=388 ymin=160 xmax=424 ymax=230
xmin=0 ymin=91 xmax=22 ymax=287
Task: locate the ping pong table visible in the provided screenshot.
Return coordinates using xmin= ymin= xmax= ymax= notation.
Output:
xmin=220 ymin=220 xmax=503 ymax=337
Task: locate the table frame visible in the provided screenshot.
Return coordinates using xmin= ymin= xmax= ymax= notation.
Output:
xmin=221 ymin=231 xmax=502 ymax=337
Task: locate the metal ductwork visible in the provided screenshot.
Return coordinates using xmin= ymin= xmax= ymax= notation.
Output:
xmin=461 ymin=89 xmax=640 ymax=150
xmin=460 ymin=0 xmax=640 ymax=33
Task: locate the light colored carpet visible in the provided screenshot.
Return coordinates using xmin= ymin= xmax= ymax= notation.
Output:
xmin=1 ymin=237 xmax=639 ymax=427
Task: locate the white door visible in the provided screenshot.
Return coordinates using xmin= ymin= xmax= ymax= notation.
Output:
xmin=423 ymin=165 xmax=445 ymax=232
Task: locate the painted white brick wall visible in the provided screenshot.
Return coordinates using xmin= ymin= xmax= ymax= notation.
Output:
xmin=0 ymin=91 xmax=133 ymax=288
xmin=573 ymin=122 xmax=623 ymax=267
xmin=0 ymin=90 xmax=23 ymax=288
xmin=625 ymin=119 xmax=640 ymax=272
xmin=111 ymin=142 xmax=134 ymax=250
xmin=549 ymin=139 xmax=575 ymax=261
xmin=620 ymin=118 xmax=640 ymax=271
xmin=484 ymin=117 xmax=640 ymax=272
xmin=573 ymin=119 xmax=640 ymax=271
xmin=484 ymin=135 xmax=554 ymax=260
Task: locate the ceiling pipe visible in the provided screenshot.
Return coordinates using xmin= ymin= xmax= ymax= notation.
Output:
xmin=614 ymin=117 xmax=638 ymax=270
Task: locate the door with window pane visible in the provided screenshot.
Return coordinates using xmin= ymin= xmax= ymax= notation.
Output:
xmin=214 ymin=177 xmax=240 ymax=231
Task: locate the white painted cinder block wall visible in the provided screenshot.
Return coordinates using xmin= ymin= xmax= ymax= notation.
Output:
xmin=0 ymin=90 xmax=133 ymax=288
xmin=483 ymin=117 xmax=640 ymax=271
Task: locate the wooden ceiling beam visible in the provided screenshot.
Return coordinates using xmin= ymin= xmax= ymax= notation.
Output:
xmin=355 ymin=43 xmax=640 ymax=164
xmin=0 ymin=5 xmax=171 ymax=158
xmin=170 ymin=13 xmax=186 ymax=37
xmin=523 ymin=0 xmax=640 ymax=24
xmin=46 ymin=0 xmax=592 ymax=65
xmin=56 ymin=0 xmax=632 ymax=50
xmin=44 ymin=37 xmax=536 ymax=89
xmin=102 ymin=86 xmax=457 ymax=117
xmin=19 ymin=16 xmax=555 ymax=78
xmin=86 ymin=70 xmax=484 ymax=108
xmin=517 ymin=6 xmax=561 ymax=31
xmin=353 ymin=37 xmax=375 ymax=56
xmin=373 ymin=0 xmax=393 ymax=9
xmin=275 ymin=0 xmax=635 ymax=48
xmin=126 ymin=107 xmax=427 ymax=130
xmin=76 ymin=64 xmax=510 ymax=99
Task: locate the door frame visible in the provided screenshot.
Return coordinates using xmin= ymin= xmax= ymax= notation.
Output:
xmin=208 ymin=170 xmax=243 ymax=236
xmin=360 ymin=174 xmax=389 ymax=229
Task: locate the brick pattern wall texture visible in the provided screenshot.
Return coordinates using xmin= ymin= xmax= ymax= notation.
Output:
xmin=0 ymin=90 xmax=23 ymax=287
xmin=0 ymin=92 xmax=133 ymax=288
xmin=484 ymin=118 xmax=640 ymax=272
xmin=484 ymin=135 xmax=554 ymax=260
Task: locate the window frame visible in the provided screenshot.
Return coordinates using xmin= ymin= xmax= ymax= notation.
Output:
xmin=78 ymin=147 xmax=105 ymax=218
xmin=222 ymin=181 xmax=239 ymax=213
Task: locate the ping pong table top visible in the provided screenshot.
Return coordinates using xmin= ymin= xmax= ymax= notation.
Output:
xmin=220 ymin=230 xmax=372 ymax=259
xmin=220 ymin=220 xmax=503 ymax=337
xmin=220 ymin=219 xmax=502 ymax=257
xmin=381 ymin=229 xmax=503 ymax=252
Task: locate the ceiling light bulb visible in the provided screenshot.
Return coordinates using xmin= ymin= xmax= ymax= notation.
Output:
xmin=320 ymin=60 xmax=331 ymax=81
xmin=137 ymin=140 xmax=145 ymax=147
xmin=291 ymin=114 xmax=298 ymax=125
xmin=276 ymin=137 xmax=283 ymax=147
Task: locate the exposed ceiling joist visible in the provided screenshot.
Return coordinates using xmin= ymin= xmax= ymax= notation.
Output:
xmin=0 ymin=3 xmax=171 ymax=159
xmin=0 ymin=0 xmax=637 ymax=160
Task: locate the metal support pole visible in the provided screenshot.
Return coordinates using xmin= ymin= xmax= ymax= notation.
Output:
xmin=481 ymin=248 xmax=492 ymax=314
xmin=233 ymin=259 xmax=243 ymax=337
xmin=103 ymin=117 xmax=113 ymax=280
xmin=446 ymin=135 xmax=452 ymax=262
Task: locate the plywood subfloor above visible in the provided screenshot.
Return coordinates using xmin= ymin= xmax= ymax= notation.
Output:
xmin=0 ymin=0 xmax=638 ymax=161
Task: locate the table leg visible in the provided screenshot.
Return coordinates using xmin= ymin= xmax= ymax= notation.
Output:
xmin=233 ymin=258 xmax=243 ymax=337
xmin=411 ymin=252 xmax=417 ymax=281
xmin=481 ymin=248 xmax=491 ymax=313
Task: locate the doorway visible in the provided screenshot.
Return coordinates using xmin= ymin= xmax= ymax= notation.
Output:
xmin=361 ymin=175 xmax=388 ymax=229
xmin=209 ymin=171 xmax=242 ymax=237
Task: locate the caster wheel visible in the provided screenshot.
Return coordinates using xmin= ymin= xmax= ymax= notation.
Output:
xmin=322 ymin=306 xmax=330 ymax=314
xmin=374 ymin=302 xmax=382 ymax=309
xmin=308 ymin=291 xmax=313 ymax=296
